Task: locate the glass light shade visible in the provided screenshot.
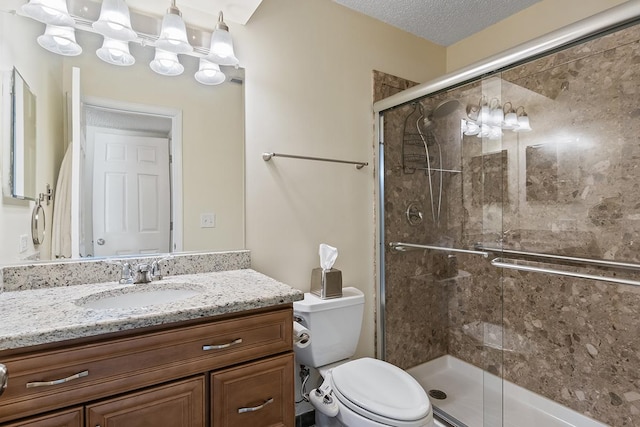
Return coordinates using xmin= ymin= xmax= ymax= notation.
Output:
xmin=21 ymin=0 xmax=74 ymax=26
xmin=515 ymin=114 xmax=532 ymax=132
xmin=463 ymin=120 xmax=480 ymax=136
xmin=97 ymin=38 xmax=135 ymax=66
xmin=156 ymin=12 xmax=193 ymax=54
xmin=478 ymin=105 xmax=491 ymax=124
xmin=195 ymin=59 xmax=226 ymax=85
xmin=477 ymin=123 xmax=491 ymax=138
xmin=503 ymin=111 xmax=519 ymax=129
xmin=207 ymin=26 xmax=239 ymax=66
xmin=150 ymin=49 xmax=184 ymax=76
xmin=490 ymin=108 xmax=504 ymax=127
xmin=92 ymin=0 xmax=137 ymax=41
xmin=37 ymin=25 xmax=82 ymax=56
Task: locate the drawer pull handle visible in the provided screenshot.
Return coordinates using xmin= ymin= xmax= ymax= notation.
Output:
xmin=26 ymin=370 xmax=89 ymax=388
xmin=238 ymin=397 xmax=274 ymax=414
xmin=202 ymin=338 xmax=243 ymax=351
xmin=0 ymin=364 xmax=7 ymax=397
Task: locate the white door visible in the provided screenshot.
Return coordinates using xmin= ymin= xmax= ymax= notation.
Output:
xmin=92 ymin=132 xmax=171 ymax=256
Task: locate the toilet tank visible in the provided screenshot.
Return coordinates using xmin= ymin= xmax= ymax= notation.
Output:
xmin=293 ymin=287 xmax=364 ymax=368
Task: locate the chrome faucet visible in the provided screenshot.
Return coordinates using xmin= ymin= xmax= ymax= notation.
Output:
xmin=108 ymin=255 xmax=173 ymax=284
xmin=132 ymin=263 xmax=153 ymax=283
xmin=133 ymin=255 xmax=174 ymax=283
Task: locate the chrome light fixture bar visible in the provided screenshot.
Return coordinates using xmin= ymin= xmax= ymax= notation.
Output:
xmin=19 ymin=0 xmax=238 ymax=86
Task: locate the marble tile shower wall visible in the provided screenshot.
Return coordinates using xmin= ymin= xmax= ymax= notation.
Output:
xmin=379 ymin=24 xmax=640 ymax=426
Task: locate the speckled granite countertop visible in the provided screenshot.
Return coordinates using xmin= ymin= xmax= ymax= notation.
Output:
xmin=0 ymin=269 xmax=303 ymax=351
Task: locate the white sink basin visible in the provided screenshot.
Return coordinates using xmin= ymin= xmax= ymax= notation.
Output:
xmin=77 ymin=285 xmax=202 ymax=310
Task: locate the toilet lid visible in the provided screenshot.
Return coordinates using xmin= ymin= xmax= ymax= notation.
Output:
xmin=330 ymin=358 xmax=431 ymax=422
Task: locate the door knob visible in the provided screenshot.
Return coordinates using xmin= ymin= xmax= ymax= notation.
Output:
xmin=97 ymin=238 xmax=105 ymax=245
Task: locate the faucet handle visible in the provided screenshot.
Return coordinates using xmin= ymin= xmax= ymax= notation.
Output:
xmin=119 ymin=262 xmax=134 ymax=284
xmin=150 ymin=254 xmax=174 ymax=281
xmin=104 ymin=259 xmax=134 ymax=284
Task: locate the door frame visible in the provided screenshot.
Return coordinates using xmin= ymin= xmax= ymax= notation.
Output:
xmin=82 ymin=96 xmax=183 ymax=255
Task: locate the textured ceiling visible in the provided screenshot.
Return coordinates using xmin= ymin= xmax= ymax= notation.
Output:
xmin=334 ymin=0 xmax=542 ymax=46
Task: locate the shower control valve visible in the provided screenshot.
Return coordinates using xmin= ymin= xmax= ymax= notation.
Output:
xmin=310 ymin=387 xmax=339 ymax=417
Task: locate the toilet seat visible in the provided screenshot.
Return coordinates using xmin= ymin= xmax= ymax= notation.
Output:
xmin=329 ymin=358 xmax=432 ymax=426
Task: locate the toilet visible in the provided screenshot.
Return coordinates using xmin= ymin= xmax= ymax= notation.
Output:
xmin=293 ymin=287 xmax=434 ymax=427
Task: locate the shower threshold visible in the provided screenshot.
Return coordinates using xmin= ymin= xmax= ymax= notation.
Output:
xmin=407 ymin=355 xmax=607 ymax=427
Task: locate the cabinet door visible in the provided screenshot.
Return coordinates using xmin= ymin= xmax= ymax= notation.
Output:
xmin=86 ymin=376 xmax=205 ymax=427
xmin=211 ymin=353 xmax=294 ymax=427
xmin=3 ymin=407 xmax=83 ymax=427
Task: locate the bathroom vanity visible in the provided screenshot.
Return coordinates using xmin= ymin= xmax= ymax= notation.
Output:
xmin=0 ymin=262 xmax=303 ymax=427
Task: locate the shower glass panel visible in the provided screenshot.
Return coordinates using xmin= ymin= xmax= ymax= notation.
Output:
xmin=379 ymin=16 xmax=640 ymax=427
xmin=380 ymin=74 xmax=506 ymax=426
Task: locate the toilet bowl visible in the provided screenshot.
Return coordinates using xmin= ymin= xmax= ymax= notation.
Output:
xmin=293 ymin=288 xmax=433 ymax=427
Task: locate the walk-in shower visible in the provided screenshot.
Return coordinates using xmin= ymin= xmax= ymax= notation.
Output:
xmin=375 ymin=3 xmax=640 ymax=426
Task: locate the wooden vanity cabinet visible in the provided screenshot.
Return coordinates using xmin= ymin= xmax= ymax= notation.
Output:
xmin=2 ymin=407 xmax=83 ymax=427
xmin=0 ymin=306 xmax=294 ymax=427
xmin=86 ymin=376 xmax=205 ymax=427
xmin=211 ymin=353 xmax=294 ymax=427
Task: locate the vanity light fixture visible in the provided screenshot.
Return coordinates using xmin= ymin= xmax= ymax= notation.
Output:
xmin=37 ymin=24 xmax=82 ymax=56
xmin=96 ymin=38 xmax=135 ymax=66
xmin=206 ymin=11 xmax=239 ymax=66
xmin=92 ymin=0 xmax=137 ymax=41
xmin=195 ymin=58 xmax=226 ymax=85
xmin=20 ymin=0 xmax=240 ymax=86
xmin=514 ymin=107 xmax=532 ymax=132
xmin=150 ymin=49 xmax=184 ymax=76
xmin=156 ymin=0 xmax=193 ymax=54
xmin=21 ymin=0 xmax=74 ymax=26
xmin=463 ymin=98 xmax=532 ymax=138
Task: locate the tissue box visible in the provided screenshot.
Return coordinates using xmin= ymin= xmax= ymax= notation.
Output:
xmin=311 ymin=268 xmax=342 ymax=299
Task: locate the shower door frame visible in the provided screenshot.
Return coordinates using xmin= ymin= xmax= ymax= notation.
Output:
xmin=373 ymin=0 xmax=640 ymax=361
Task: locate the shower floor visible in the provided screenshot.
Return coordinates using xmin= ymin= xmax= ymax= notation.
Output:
xmin=407 ymin=355 xmax=607 ymax=427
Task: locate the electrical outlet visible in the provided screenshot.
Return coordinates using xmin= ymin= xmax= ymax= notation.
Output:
xmin=200 ymin=213 xmax=215 ymax=228
xmin=19 ymin=234 xmax=28 ymax=253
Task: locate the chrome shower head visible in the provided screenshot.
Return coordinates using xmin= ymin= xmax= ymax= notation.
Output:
xmin=431 ymin=99 xmax=460 ymax=119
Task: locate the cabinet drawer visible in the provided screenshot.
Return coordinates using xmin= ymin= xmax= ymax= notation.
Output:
xmin=2 ymin=406 xmax=83 ymax=427
xmin=0 ymin=307 xmax=292 ymax=423
xmin=211 ymin=353 xmax=294 ymax=427
xmin=87 ymin=376 xmax=205 ymax=427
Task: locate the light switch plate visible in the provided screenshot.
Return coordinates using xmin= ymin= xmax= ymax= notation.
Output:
xmin=200 ymin=213 xmax=215 ymax=228
xmin=19 ymin=234 xmax=28 ymax=253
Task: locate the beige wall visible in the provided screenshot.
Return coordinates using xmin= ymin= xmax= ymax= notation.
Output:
xmin=237 ymin=0 xmax=445 ymax=359
xmin=0 ymin=11 xmax=64 ymax=264
xmin=446 ymin=0 xmax=628 ymax=72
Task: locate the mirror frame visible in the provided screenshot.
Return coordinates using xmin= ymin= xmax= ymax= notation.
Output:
xmin=3 ymin=67 xmax=37 ymax=201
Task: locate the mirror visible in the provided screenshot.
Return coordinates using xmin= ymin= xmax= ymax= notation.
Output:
xmin=4 ymin=67 xmax=37 ymax=201
xmin=0 ymin=6 xmax=245 ymax=263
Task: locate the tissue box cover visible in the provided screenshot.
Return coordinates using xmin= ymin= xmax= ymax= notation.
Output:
xmin=311 ymin=268 xmax=342 ymax=299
